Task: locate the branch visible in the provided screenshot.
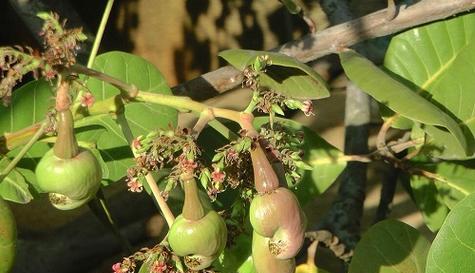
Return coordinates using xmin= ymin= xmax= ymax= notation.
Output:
xmin=172 ymin=0 xmax=475 ymax=100
xmin=315 ymin=0 xmax=372 ymax=252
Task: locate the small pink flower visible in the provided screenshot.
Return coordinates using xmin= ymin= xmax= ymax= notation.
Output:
xmin=80 ymin=92 xmax=95 ymax=107
xmin=132 ymin=138 xmax=142 ymax=150
xmin=150 ymin=260 xmax=167 ymax=273
xmin=226 ymin=149 xmax=238 ymax=162
xmin=43 ymin=69 xmax=57 ymax=80
xmin=127 ymin=178 xmax=143 ymax=193
xmin=211 ymin=166 xmax=225 ymax=183
xmin=112 ymin=262 xmax=122 ymax=273
xmin=179 ymin=155 xmax=198 ymax=172
xmin=302 ymin=100 xmax=315 ymax=116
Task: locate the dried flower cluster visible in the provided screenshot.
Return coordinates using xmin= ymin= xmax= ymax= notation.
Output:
xmin=203 ymin=131 xmax=254 ymax=200
xmin=127 ymin=128 xmax=201 ymax=197
xmin=111 ymin=244 xmax=213 ymax=273
xmin=38 ymin=12 xmax=87 ymax=70
xmin=259 ymin=123 xmax=311 ymax=187
xmin=242 ymin=55 xmax=315 ymax=118
xmin=0 ymin=12 xmax=86 ymax=106
xmin=0 ymin=47 xmax=40 ymax=105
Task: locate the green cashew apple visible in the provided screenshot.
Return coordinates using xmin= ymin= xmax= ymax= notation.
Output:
xmin=0 ymin=198 xmax=16 ymax=273
xmin=168 ymin=174 xmax=227 ymax=270
xmin=36 ymin=148 xmax=102 ymax=210
xmin=35 ymin=109 xmax=102 ymax=210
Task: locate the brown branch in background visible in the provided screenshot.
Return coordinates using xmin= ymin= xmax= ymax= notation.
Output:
xmin=374 ymin=163 xmax=399 ymax=223
xmin=315 ymin=0 xmax=371 ymax=255
xmin=173 ymin=0 xmax=475 ymax=100
xmin=386 ymin=0 xmax=397 ymax=21
xmin=2 ymin=0 xmax=475 ymax=152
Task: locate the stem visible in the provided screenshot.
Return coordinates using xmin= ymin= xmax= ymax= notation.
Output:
xmin=376 ymin=116 xmax=397 ymax=158
xmin=115 ymin=113 xmax=175 ymax=228
xmin=238 ymin=112 xmax=259 ymax=137
xmin=0 ymin=122 xmax=48 ymax=182
xmin=89 ymin=189 xmax=132 ymax=253
xmin=136 ymin=91 xmax=240 ymax=121
xmin=87 ymin=0 xmax=115 ymax=68
xmin=250 ymin=141 xmax=280 ymax=193
xmin=144 ymin=172 xmax=175 ymax=228
xmin=192 ymin=109 xmax=215 ymax=138
xmin=386 ymin=0 xmax=397 ymax=21
xmin=413 ymin=168 xmax=470 ymax=196
xmin=306 ymin=240 xmax=318 ymax=266
xmin=1 ymin=89 xmax=241 ymax=153
xmin=243 ymin=91 xmax=259 ymax=113
xmin=55 ymin=79 xmax=71 ymax=112
xmin=54 ymin=110 xmax=79 ymax=159
xmin=374 ymin=163 xmax=398 ymax=223
xmin=70 ymin=65 xmax=138 ymax=97
xmin=208 ymin=120 xmax=239 ymax=141
xmin=181 ymin=174 xmax=205 ymax=221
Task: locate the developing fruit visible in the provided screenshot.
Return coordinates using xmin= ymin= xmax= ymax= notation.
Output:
xmin=249 ymin=141 xmax=306 ymax=273
xmin=36 ymin=110 xmax=102 ymax=210
xmin=252 ymin=231 xmax=295 ymax=273
xmin=168 ymin=173 xmax=227 ymax=270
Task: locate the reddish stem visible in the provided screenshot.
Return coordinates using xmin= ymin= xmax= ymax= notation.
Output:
xmin=53 ymin=109 xmax=79 ymax=159
xmin=250 ymin=142 xmax=280 ymax=194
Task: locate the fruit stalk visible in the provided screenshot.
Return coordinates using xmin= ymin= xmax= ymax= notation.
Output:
xmin=250 ymin=141 xmax=280 ymax=193
xmin=168 ymin=174 xmax=227 ymax=270
xmin=181 ymin=173 xmax=205 ymax=221
xmin=53 ymin=109 xmax=79 ymax=159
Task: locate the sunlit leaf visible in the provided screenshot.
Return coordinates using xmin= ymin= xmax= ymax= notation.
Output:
xmin=78 ymin=51 xmax=178 ymax=182
xmin=219 ymin=49 xmax=329 ymax=100
xmin=385 ymin=13 xmax=475 ymax=159
xmin=340 ymin=50 xmax=468 ymax=159
xmin=426 ymin=192 xmax=475 ymax=273
xmin=349 ymin=219 xmax=430 ymax=273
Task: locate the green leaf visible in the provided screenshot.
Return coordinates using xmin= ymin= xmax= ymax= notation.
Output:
xmin=253 ymin=117 xmax=345 ymax=205
xmin=0 ymin=158 xmax=33 ymax=204
xmin=78 ymin=51 xmax=178 ymax=182
xmin=219 ymin=49 xmax=329 ymax=99
xmin=409 ymin=177 xmax=449 ymax=232
xmin=340 ymin=50 xmax=468 ymax=158
xmin=16 ymin=167 xmax=43 ymax=195
xmin=413 ymin=161 xmax=475 ymax=209
xmin=280 ymin=0 xmax=302 ymax=14
xmin=384 ymin=13 xmax=475 ymax=159
xmin=88 ymin=147 xmax=111 ymax=186
xmin=214 ymin=233 xmax=254 ymax=273
xmin=0 ymin=80 xmax=52 ymax=167
xmin=349 ymin=219 xmax=430 ymax=273
xmin=426 ymin=192 xmax=475 ymax=273
xmin=0 ymin=80 xmax=53 ymax=133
